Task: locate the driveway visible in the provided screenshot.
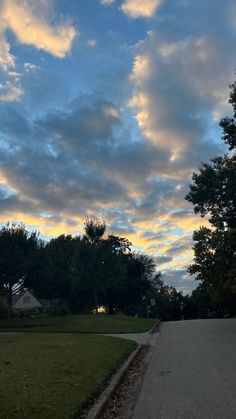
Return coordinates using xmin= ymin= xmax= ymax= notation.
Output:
xmin=133 ymin=319 xmax=236 ymax=419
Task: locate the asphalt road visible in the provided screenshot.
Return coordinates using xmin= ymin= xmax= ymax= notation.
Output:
xmin=133 ymin=319 xmax=236 ymax=419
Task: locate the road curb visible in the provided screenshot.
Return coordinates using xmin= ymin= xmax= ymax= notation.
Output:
xmin=85 ymin=319 xmax=161 ymax=419
xmin=149 ymin=319 xmax=161 ymax=334
xmin=85 ymin=344 xmax=142 ymax=419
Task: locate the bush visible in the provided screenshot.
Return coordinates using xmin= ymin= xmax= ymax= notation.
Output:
xmin=12 ymin=308 xmax=25 ymax=318
xmin=51 ymin=301 xmax=71 ymax=315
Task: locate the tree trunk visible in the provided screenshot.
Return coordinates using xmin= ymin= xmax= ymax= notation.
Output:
xmin=7 ymin=289 xmax=12 ymax=319
xmin=108 ymin=305 xmax=114 ymax=315
xmin=94 ymin=290 xmax=98 ymax=314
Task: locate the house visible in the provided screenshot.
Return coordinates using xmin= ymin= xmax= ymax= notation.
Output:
xmin=12 ymin=289 xmax=50 ymax=312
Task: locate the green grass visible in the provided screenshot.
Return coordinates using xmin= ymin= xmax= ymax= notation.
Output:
xmin=0 ymin=315 xmax=155 ymax=418
xmin=0 ymin=314 xmax=156 ymax=333
xmin=0 ymin=333 xmax=136 ymax=419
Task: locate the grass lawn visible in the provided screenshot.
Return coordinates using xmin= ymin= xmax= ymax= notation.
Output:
xmin=0 ymin=314 xmax=156 ymax=333
xmin=0 ymin=333 xmax=136 ymax=419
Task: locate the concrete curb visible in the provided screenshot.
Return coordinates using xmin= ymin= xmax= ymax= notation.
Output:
xmin=149 ymin=319 xmax=161 ymax=334
xmin=84 ymin=319 xmax=161 ymax=419
xmin=85 ymin=344 xmax=142 ymax=419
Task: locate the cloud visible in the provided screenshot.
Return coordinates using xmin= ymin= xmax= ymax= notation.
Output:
xmin=0 ymin=0 xmax=76 ymax=102
xmin=166 ymin=235 xmax=193 ymax=257
xmin=87 ymin=39 xmax=97 ymax=47
xmin=8 ymin=71 xmax=22 ymax=80
xmin=128 ymin=9 xmax=235 ymax=172
xmin=162 ymin=269 xmax=196 ymax=294
xmin=121 ymin=0 xmax=164 ymax=18
xmin=0 ymin=33 xmax=15 ymax=71
xmin=1 ymin=0 xmax=76 ymax=59
xmin=41 ymin=96 xmax=121 ymax=150
xmin=100 ymin=0 xmax=115 ymax=5
xmin=20 ymin=71 xmax=69 ymax=109
xmin=0 ymin=96 xmax=127 ymax=220
xmin=24 ymin=63 xmax=40 ymax=72
xmin=130 ymin=55 xmax=151 ymax=81
xmin=154 ymin=255 xmax=173 ymax=265
xmin=0 ymin=88 xmax=221 ymax=290
xmin=0 ymin=0 xmax=236 ymax=294
xmin=0 ymin=82 xmax=23 ymax=101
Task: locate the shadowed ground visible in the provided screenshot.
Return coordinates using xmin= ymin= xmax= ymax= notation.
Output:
xmin=133 ymin=319 xmax=236 ymax=419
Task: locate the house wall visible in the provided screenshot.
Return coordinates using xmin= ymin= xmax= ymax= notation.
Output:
xmin=14 ymin=290 xmax=42 ymax=309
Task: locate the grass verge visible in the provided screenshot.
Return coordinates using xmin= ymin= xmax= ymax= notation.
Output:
xmin=0 ymin=333 xmax=136 ymax=419
xmin=0 ymin=314 xmax=156 ymax=333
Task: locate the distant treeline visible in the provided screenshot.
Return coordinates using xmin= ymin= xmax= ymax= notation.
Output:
xmin=0 ymin=216 xmax=188 ymax=320
xmin=0 ymin=214 xmax=234 ymax=320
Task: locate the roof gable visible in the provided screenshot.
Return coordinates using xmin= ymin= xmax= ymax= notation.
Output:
xmin=13 ymin=289 xmax=42 ymax=309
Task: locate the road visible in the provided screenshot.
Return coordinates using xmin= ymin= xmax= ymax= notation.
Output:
xmin=133 ymin=319 xmax=236 ymax=419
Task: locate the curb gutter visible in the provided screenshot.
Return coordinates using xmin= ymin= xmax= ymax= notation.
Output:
xmin=85 ymin=344 xmax=142 ymax=419
xmin=149 ymin=319 xmax=161 ymax=334
xmin=84 ymin=319 xmax=161 ymax=419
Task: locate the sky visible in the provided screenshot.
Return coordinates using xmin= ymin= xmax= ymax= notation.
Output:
xmin=0 ymin=0 xmax=235 ymax=294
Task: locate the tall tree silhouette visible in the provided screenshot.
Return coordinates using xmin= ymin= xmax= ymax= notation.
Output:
xmin=82 ymin=216 xmax=107 ymax=313
xmin=186 ymin=79 xmax=236 ymax=313
xmin=0 ymin=224 xmax=40 ymax=318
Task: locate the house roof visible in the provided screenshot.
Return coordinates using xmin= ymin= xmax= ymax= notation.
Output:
xmin=12 ymin=294 xmax=22 ymax=305
xmin=12 ymin=290 xmax=50 ymax=307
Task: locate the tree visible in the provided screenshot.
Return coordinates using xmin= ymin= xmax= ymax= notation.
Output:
xmin=152 ymin=281 xmax=184 ymax=321
xmin=188 ymin=227 xmax=235 ymax=314
xmin=0 ymin=217 xmax=161 ymax=317
xmin=118 ymin=253 xmax=156 ymax=316
xmin=30 ymin=234 xmax=74 ymax=307
xmin=84 ymin=216 xmax=106 ymax=244
xmin=73 ymin=216 xmax=107 ymax=314
xmin=182 ymin=285 xmax=214 ymax=319
xmin=101 ymin=235 xmax=132 ymax=314
xmin=220 ymin=80 xmax=236 ymax=151
xmin=185 ymin=155 xmax=236 ymax=229
xmin=72 ymin=224 xmax=159 ymax=316
xmin=0 ymin=224 xmax=40 ymax=318
xmin=106 ymin=235 xmax=131 ymax=256
xmin=72 ymin=228 xmax=130 ymax=314
xmin=186 ymin=80 xmax=236 ymax=313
